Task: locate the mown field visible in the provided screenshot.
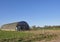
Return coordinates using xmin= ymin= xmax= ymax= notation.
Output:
xmin=0 ymin=29 xmax=60 ymax=42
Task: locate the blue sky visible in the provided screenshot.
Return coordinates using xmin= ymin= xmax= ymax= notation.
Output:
xmin=0 ymin=0 xmax=60 ymax=26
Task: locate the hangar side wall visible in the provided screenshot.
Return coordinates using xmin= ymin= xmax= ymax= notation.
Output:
xmin=1 ymin=23 xmax=17 ymax=31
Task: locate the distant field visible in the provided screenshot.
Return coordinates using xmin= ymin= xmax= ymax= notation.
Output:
xmin=0 ymin=29 xmax=60 ymax=42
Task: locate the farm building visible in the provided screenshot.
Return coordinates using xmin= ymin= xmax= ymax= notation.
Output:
xmin=1 ymin=21 xmax=30 ymax=31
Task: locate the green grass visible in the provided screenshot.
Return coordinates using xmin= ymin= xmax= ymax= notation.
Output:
xmin=0 ymin=31 xmax=32 ymax=39
xmin=0 ymin=30 xmax=57 ymax=42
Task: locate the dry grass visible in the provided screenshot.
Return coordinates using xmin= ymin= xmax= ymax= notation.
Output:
xmin=24 ymin=29 xmax=60 ymax=42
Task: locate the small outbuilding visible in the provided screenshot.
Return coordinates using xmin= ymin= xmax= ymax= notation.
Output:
xmin=1 ymin=21 xmax=30 ymax=31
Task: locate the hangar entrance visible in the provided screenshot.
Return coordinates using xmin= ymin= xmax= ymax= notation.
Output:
xmin=16 ymin=25 xmax=25 ymax=31
xmin=16 ymin=21 xmax=30 ymax=31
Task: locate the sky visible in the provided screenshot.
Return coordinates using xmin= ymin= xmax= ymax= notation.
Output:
xmin=0 ymin=0 xmax=60 ymax=27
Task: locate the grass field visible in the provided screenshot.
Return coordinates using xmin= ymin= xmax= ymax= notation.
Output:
xmin=0 ymin=29 xmax=60 ymax=42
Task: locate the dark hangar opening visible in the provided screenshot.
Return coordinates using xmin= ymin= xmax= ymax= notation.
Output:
xmin=16 ymin=21 xmax=30 ymax=31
